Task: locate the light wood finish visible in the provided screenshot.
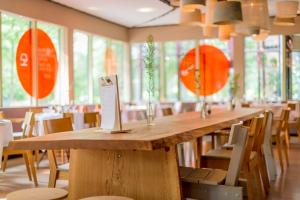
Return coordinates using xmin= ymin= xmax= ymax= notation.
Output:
xmin=10 ymin=108 xmax=263 ymax=199
xmin=29 ymin=108 xmax=43 ymax=114
xmin=181 ymin=125 xmax=248 ymax=200
xmin=11 ymin=108 xmax=263 ymax=151
xmin=6 ymin=188 xmax=68 ymax=200
xmin=84 ymin=112 xmax=100 ymax=128
xmin=63 ymin=112 xmax=74 ymax=123
xmin=2 ymin=112 xmax=37 ymax=186
xmin=0 ymin=111 xmax=5 ymax=119
xmin=201 ymin=116 xmax=265 ymax=200
xmin=272 ymin=108 xmax=290 ymax=171
xmin=69 ymin=146 xmax=181 ymax=199
xmin=80 ymin=196 xmax=133 ymax=200
xmin=43 ymin=117 xmax=73 ymax=188
xmin=241 ymin=103 xmax=251 ymax=108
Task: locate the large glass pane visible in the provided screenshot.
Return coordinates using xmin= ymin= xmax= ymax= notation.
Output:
xmin=92 ymin=36 xmax=106 ymax=103
xmin=2 ymin=13 xmax=32 ymax=107
xmin=292 ymin=51 xmax=300 ymax=99
xmin=37 ymin=21 xmax=64 ymax=105
xmin=73 ymin=31 xmax=89 ymax=104
xmin=131 ymin=43 xmax=143 ymax=102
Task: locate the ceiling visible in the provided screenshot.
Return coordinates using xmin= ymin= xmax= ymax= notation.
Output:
xmin=50 ymin=0 xmax=299 ymax=28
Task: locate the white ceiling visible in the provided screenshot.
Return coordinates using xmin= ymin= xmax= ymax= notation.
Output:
xmin=51 ymin=0 xmax=299 ymax=28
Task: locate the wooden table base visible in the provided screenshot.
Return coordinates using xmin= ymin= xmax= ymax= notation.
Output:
xmin=69 ymin=146 xmax=182 ymax=200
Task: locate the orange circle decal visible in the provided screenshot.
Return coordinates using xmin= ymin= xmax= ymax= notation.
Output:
xmin=16 ymin=28 xmax=58 ymax=99
xmin=180 ymin=45 xmax=230 ymax=96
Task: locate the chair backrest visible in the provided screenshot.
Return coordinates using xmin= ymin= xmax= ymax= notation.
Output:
xmin=43 ymin=117 xmax=73 ymax=172
xmin=63 ymin=112 xmax=74 ymax=123
xmin=241 ymin=103 xmax=250 ymax=108
xmin=243 ymin=116 xmax=264 ymax=167
xmin=0 ymin=111 xmax=5 ymax=119
xmin=22 ymin=112 xmax=35 ymax=138
xmin=227 ymin=121 xmax=243 ymax=145
xmin=84 ymin=112 xmax=100 ymax=128
xmin=225 ymin=125 xmax=248 ymax=186
xmin=287 ymin=103 xmax=296 ymax=111
xmin=161 ymin=107 xmax=173 ymax=116
xmin=275 ymin=108 xmax=290 ymax=136
xmin=262 ymin=111 xmax=273 ymax=148
xmin=253 ymin=111 xmax=272 ymax=152
xmin=43 ymin=117 xmax=73 ymax=135
xmin=29 ymin=108 xmax=43 ymax=114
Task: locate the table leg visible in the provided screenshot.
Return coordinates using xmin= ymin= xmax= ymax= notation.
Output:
xmin=193 ymin=137 xmax=203 ymax=168
xmin=68 ymin=146 xmax=182 ymax=200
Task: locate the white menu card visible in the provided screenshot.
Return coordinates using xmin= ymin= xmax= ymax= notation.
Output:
xmin=99 ymin=75 xmax=123 ymax=132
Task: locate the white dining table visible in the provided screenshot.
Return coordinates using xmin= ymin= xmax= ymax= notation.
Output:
xmin=0 ymin=119 xmax=13 ymax=165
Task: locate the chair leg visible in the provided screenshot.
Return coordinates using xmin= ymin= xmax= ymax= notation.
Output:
xmin=23 ymin=153 xmax=32 ymax=181
xmin=284 ymin=129 xmax=290 ymax=149
xmin=245 ymin=170 xmax=255 ymax=200
xmin=48 ymin=170 xmax=58 ymax=188
xmin=60 ymin=150 xmax=65 ymax=164
xmin=27 ymin=151 xmax=38 ymax=186
xmin=276 ymin=136 xmax=284 ymax=171
xmin=254 ymin=166 xmax=265 ymax=199
xmin=1 ymin=152 xmax=8 ymax=172
xmin=282 ymin=138 xmax=290 ymax=167
xmin=258 ymin=153 xmax=270 ymax=195
xmin=211 ymin=134 xmax=215 ymax=149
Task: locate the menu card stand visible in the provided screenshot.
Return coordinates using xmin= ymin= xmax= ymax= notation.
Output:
xmin=96 ymin=75 xmax=130 ymax=134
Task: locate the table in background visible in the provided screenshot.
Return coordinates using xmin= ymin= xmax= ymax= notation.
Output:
xmin=0 ymin=120 xmax=13 ymax=164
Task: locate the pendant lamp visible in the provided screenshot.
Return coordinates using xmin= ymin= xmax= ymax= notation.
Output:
xmin=252 ymin=29 xmax=270 ymax=41
xmin=202 ymin=0 xmax=217 ymax=37
xmin=180 ymin=9 xmax=204 ymax=26
xmin=276 ymin=0 xmax=299 ymax=18
xmin=181 ymin=0 xmax=206 ymax=12
xmin=274 ymin=17 xmax=296 ymax=26
xmin=218 ymin=25 xmax=234 ymax=41
xmin=212 ymin=1 xmax=243 ymax=25
xmin=170 ymin=0 xmax=180 ymax=6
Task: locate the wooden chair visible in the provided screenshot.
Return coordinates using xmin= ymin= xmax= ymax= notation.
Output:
xmin=6 ymin=188 xmax=68 ymax=200
xmin=272 ymin=108 xmax=290 ymax=171
xmin=161 ymin=107 xmax=173 ymax=116
xmin=241 ymin=102 xmax=251 ymax=108
xmin=84 ymin=112 xmax=100 ymax=128
xmin=29 ymin=108 xmax=43 ymax=114
xmin=63 ymin=112 xmax=74 ymax=123
xmin=43 ymin=117 xmax=73 ymax=187
xmin=181 ymin=125 xmax=248 ymax=200
xmin=201 ymin=116 xmax=265 ymax=200
xmin=1 ymin=112 xmax=38 ymax=186
xmin=80 ymin=196 xmax=134 ymax=200
xmin=0 ymin=111 xmax=5 ymax=119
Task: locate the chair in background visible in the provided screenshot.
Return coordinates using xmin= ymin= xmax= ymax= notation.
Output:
xmin=272 ymin=108 xmax=290 ymax=171
xmin=1 ymin=112 xmax=37 ymax=186
xmin=63 ymin=112 xmax=74 ymax=123
xmin=201 ymin=116 xmax=265 ymax=200
xmin=84 ymin=112 xmax=100 ymax=128
xmin=29 ymin=108 xmax=43 ymax=114
xmin=43 ymin=117 xmax=73 ymax=187
xmin=181 ymin=125 xmax=248 ymax=200
xmin=161 ymin=107 xmax=173 ymax=116
xmin=241 ymin=102 xmax=251 ymax=108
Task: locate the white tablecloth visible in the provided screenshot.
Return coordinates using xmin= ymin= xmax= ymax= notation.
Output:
xmin=0 ymin=120 xmax=13 ymax=165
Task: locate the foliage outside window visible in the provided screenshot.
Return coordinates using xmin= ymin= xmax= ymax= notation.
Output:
xmin=244 ymin=36 xmax=282 ymax=101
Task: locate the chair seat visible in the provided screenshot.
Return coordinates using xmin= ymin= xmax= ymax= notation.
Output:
xmin=180 ymin=167 xmax=226 ymax=185
xmin=58 ymin=163 xmax=69 ymax=171
xmin=203 ymin=149 xmax=257 ymax=160
xmin=6 ymin=188 xmax=68 ymax=200
xmin=79 ymin=196 xmax=134 ymax=200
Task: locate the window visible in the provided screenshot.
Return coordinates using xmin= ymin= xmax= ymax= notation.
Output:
xmin=2 ymin=13 xmax=32 ymax=107
xmin=244 ymin=36 xmax=282 ymax=101
xmin=73 ymin=31 xmax=128 ymax=104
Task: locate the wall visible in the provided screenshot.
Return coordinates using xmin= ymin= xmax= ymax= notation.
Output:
xmin=0 ymin=0 xmax=129 ymax=42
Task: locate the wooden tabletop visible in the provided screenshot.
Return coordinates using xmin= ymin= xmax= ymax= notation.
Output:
xmin=9 ymin=108 xmax=263 ymax=151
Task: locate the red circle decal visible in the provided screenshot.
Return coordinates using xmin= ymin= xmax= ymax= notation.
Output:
xmin=16 ymin=28 xmax=58 ymax=99
xmin=180 ymin=45 xmax=230 ymax=96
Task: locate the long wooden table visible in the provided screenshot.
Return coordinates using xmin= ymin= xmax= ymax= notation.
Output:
xmin=10 ymin=108 xmax=263 ymax=200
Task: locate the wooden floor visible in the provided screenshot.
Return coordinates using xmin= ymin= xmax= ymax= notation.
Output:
xmin=1 ymin=139 xmax=300 ymax=199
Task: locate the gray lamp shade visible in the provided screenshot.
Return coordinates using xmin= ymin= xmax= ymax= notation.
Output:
xmin=181 ymin=0 xmax=206 ymax=12
xmin=212 ymin=1 xmax=243 ymax=25
xmin=252 ymin=29 xmax=270 ymax=41
xmin=273 ymin=17 xmax=296 ymax=26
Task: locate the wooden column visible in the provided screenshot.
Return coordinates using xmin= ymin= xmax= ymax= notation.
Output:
xmin=69 ymin=146 xmax=182 ymax=200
